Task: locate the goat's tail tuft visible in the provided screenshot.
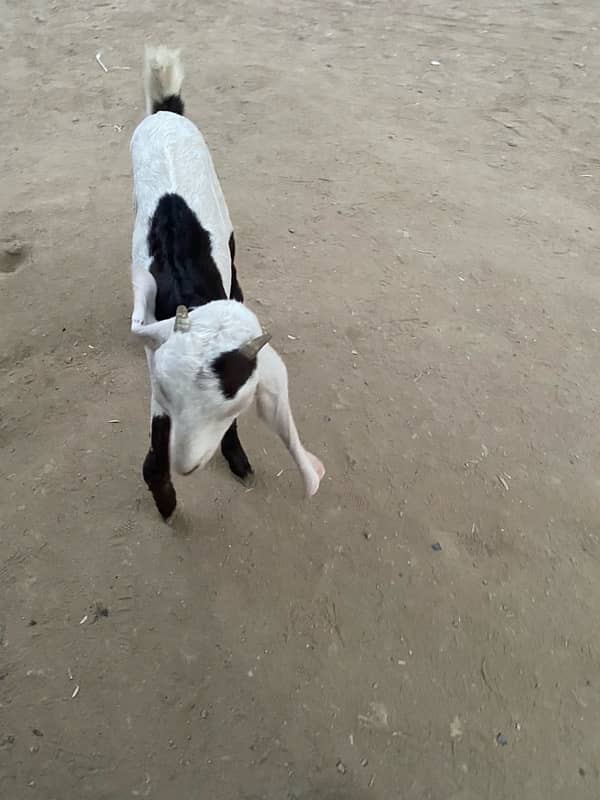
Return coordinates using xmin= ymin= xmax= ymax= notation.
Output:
xmin=144 ymin=45 xmax=185 ymax=116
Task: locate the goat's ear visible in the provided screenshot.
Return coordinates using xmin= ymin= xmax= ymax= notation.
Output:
xmin=131 ymin=265 xmax=173 ymax=348
xmin=131 ymin=317 xmax=175 ymax=349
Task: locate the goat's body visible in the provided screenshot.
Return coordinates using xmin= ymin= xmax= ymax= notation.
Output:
xmin=131 ymin=111 xmax=234 ymax=312
xmin=129 ymin=46 xmax=325 ymax=519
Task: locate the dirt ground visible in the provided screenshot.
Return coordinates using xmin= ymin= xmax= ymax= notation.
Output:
xmin=2 ymin=1 xmax=600 ymax=797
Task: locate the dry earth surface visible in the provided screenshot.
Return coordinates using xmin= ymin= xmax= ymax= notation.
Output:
xmin=2 ymin=1 xmax=600 ymax=798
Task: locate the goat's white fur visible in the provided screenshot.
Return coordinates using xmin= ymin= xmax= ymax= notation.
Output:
xmin=130 ymin=47 xmax=324 ymax=495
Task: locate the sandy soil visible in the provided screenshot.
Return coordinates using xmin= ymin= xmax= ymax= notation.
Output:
xmin=2 ymin=1 xmax=600 ymax=798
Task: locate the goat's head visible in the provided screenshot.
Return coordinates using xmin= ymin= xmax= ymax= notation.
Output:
xmin=151 ymin=301 xmax=271 ymax=475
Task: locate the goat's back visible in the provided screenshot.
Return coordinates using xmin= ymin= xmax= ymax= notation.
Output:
xmin=130 ymin=111 xmax=233 ymax=298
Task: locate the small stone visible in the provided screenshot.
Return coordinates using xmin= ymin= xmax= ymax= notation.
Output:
xmin=579 ymin=767 xmax=586 ymax=777
xmin=32 ymin=729 xmax=43 ymax=737
xmin=363 ymin=530 xmax=372 ymax=540
xmin=361 ymin=758 xmax=369 ymax=767
xmin=336 ymin=760 xmax=347 ymax=774
xmin=3 ymin=240 xmax=25 ymax=256
xmin=431 ymin=542 xmax=442 ymax=552
xmin=496 ymin=732 xmax=508 ymax=746
xmin=29 ymin=745 xmax=39 ymax=754
xmin=92 ymin=602 xmax=109 ymax=621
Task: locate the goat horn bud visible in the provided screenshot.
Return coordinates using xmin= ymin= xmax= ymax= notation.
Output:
xmin=239 ymin=331 xmax=271 ymax=359
xmin=174 ymin=305 xmax=190 ymax=333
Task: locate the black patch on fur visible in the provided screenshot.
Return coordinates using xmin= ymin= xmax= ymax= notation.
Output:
xmin=229 ymin=232 xmax=244 ymax=302
xmin=212 ymin=349 xmax=257 ymax=399
xmin=152 ymin=95 xmax=185 ymax=115
xmin=148 ymin=194 xmax=227 ymax=321
xmin=142 ymin=415 xmax=177 ymax=519
xmin=221 ymin=420 xmax=253 ymax=480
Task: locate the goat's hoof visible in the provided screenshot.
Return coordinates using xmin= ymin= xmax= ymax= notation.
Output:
xmin=227 ymin=455 xmax=254 ymax=485
xmin=151 ymin=482 xmax=177 ymax=520
xmin=238 ymin=469 xmax=255 ymax=488
xmin=304 ymin=452 xmax=326 ymax=497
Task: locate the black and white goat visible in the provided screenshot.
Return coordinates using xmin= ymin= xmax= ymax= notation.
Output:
xmin=130 ymin=46 xmax=325 ymax=519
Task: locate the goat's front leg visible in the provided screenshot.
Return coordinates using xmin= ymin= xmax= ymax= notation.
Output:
xmin=221 ymin=419 xmax=253 ymax=483
xmin=256 ymin=345 xmax=325 ymax=497
xmin=142 ymin=392 xmax=177 ymax=520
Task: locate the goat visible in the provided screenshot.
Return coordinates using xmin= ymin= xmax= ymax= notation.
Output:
xmin=129 ymin=46 xmax=325 ymax=519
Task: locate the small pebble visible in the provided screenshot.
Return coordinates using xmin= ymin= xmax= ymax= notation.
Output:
xmin=363 ymin=530 xmax=372 ymax=540
xmin=3 ymin=240 xmax=25 ymax=256
xmin=431 ymin=542 xmax=442 ymax=552
xmin=496 ymin=732 xmax=508 ymax=746
xmin=361 ymin=758 xmax=369 ymax=767
xmin=336 ymin=760 xmax=346 ymax=774
xmin=32 ymin=729 xmax=43 ymax=737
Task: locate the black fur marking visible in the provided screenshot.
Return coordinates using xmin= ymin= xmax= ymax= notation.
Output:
xmin=212 ymin=349 xmax=257 ymax=399
xmin=152 ymin=95 xmax=185 ymax=115
xmin=148 ymin=194 xmax=227 ymax=321
xmin=221 ymin=420 xmax=253 ymax=481
xmin=229 ymin=232 xmax=244 ymax=302
xmin=142 ymin=415 xmax=176 ymax=519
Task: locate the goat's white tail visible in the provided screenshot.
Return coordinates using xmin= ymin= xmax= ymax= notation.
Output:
xmin=144 ymin=45 xmax=185 ymax=116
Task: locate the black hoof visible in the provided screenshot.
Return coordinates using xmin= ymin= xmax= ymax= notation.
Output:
xmin=227 ymin=451 xmax=254 ymax=483
xmin=152 ymin=481 xmax=177 ymax=520
xmin=143 ymin=450 xmax=176 ymax=520
xmin=221 ymin=420 xmax=253 ymax=484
